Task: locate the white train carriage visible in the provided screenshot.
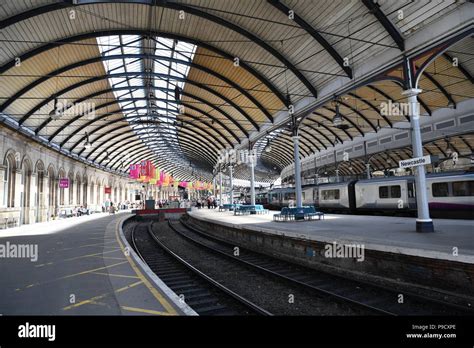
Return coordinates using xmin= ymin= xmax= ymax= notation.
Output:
xmin=354 ymin=177 xmax=416 ymax=212
xmin=317 ymin=181 xmax=355 ymax=211
xmin=426 ymin=173 xmax=474 ymax=218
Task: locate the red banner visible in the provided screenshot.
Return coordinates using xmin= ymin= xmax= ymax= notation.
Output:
xmin=104 ymin=187 xmax=112 ymax=194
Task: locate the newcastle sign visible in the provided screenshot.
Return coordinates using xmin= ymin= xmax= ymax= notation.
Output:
xmin=399 ymin=155 xmax=431 ymax=169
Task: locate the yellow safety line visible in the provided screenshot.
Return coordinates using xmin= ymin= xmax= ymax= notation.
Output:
xmin=92 ymin=272 xmax=140 ymax=279
xmin=121 ymin=306 xmax=174 ymax=316
xmin=59 ymin=261 xmax=128 ymax=280
xmin=114 ymin=218 xmax=178 ymax=315
xmin=35 ymin=249 xmax=123 ymax=268
xmin=60 ymin=240 xmax=118 ymax=250
xmin=94 ymin=256 xmax=127 ymax=260
xmin=64 ymin=248 xmax=122 ymax=261
xmin=63 ymin=280 xmax=143 ymax=310
xmin=19 ymin=261 xmax=129 ymax=290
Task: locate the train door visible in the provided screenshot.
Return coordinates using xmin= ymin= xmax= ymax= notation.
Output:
xmin=407 ymin=180 xmax=416 ymax=209
xmin=313 ymin=187 xmax=319 ymax=207
xmin=348 ymin=181 xmax=357 ymax=213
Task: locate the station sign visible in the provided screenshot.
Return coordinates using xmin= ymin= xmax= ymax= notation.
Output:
xmin=399 ymin=155 xmax=431 ymax=169
xmin=59 ymin=178 xmax=69 ymax=188
xmin=104 ymin=187 xmax=112 ymax=194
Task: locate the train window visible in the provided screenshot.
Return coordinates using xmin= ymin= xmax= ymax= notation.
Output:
xmin=284 ymin=192 xmax=295 ymax=200
xmin=453 ymin=181 xmax=473 ymax=197
xmin=302 ymin=192 xmax=305 ymax=200
xmin=432 ymin=183 xmax=449 ymax=197
xmin=321 ymin=189 xmax=339 ymax=200
xmin=391 ymin=185 xmax=401 ymax=198
xmin=379 ymin=186 xmax=389 ymax=198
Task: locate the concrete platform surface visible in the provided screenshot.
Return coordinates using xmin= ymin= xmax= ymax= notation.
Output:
xmin=189 ymin=209 xmax=474 ymax=263
xmin=0 ymin=213 xmax=191 ymax=315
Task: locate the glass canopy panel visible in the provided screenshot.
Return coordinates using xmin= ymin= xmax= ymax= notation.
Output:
xmin=96 ymin=35 xmax=197 ymax=173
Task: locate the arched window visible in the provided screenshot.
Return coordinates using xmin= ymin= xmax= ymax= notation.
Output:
xmin=82 ymin=175 xmax=88 ymax=206
xmin=47 ymin=166 xmax=55 ymax=210
xmin=90 ymin=179 xmax=95 ymax=205
xmin=68 ymin=172 xmax=74 ymax=205
xmin=58 ymin=169 xmax=65 ymax=206
xmin=4 ymin=153 xmax=16 ymax=208
xmin=75 ymin=174 xmax=81 ymax=206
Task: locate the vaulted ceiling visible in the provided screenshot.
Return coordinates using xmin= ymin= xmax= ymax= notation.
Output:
xmin=0 ymin=0 xmax=472 ymax=182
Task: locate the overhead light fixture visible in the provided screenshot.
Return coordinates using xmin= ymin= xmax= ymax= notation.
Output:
xmin=265 ymin=139 xmax=272 ymax=153
xmin=83 ymin=132 xmax=92 ymax=149
xmin=445 ymin=137 xmax=453 ymax=156
xmin=103 ymin=151 xmax=111 ymax=163
xmin=376 ymin=119 xmax=381 ymax=131
xmin=332 ymin=98 xmax=343 ymax=126
xmin=49 ymin=98 xmax=61 ymax=120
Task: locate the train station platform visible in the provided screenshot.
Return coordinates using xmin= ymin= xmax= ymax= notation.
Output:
xmin=187 ymin=209 xmax=474 ymax=296
xmin=188 ymin=209 xmax=474 ymax=261
xmin=0 ymin=213 xmax=193 ymax=315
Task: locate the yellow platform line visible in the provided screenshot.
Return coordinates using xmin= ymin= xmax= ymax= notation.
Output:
xmin=19 ymin=261 xmax=129 ymax=291
xmin=59 ymin=261 xmax=128 ymax=280
xmin=94 ymin=256 xmax=127 ymax=260
xmin=63 ymin=280 xmax=143 ymax=310
xmin=121 ymin=306 xmax=174 ymax=316
xmin=92 ymin=272 xmax=140 ymax=279
xmin=114 ymin=218 xmax=178 ymax=315
xmin=64 ymin=248 xmax=122 ymax=261
xmin=60 ymin=240 xmax=117 ymax=251
xmin=35 ymin=248 xmax=123 ymax=268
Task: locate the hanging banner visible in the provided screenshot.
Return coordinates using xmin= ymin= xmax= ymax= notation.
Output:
xmin=104 ymin=187 xmax=112 ymax=194
xmin=129 ymin=164 xmax=140 ymax=179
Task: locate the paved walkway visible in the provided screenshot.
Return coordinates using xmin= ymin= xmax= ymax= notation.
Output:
xmin=189 ymin=209 xmax=474 ymax=263
xmin=0 ymin=213 xmax=189 ymax=315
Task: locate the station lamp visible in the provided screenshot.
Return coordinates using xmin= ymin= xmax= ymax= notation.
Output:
xmin=49 ymin=98 xmax=61 ymax=120
xmin=265 ymin=139 xmax=272 ymax=153
xmin=83 ymin=132 xmax=92 ymax=149
xmin=445 ymin=137 xmax=453 ymax=156
xmin=103 ymin=151 xmax=111 ymax=163
xmin=332 ymin=98 xmax=343 ymax=126
xmin=376 ymin=119 xmax=381 ymax=132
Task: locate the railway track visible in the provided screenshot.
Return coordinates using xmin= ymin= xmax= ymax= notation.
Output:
xmin=168 ymin=218 xmax=473 ymax=316
xmin=130 ymin=221 xmax=272 ymax=316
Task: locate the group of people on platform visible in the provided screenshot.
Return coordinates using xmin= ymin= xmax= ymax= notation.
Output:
xmin=102 ymin=200 xmax=131 ymax=214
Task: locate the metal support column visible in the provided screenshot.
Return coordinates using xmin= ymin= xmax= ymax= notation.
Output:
xmin=219 ymin=171 xmax=223 ymax=206
xmin=366 ymin=163 xmax=371 ymax=179
xmin=250 ymin=159 xmax=256 ymax=205
xmin=403 ymin=88 xmax=434 ymax=232
xmin=229 ymin=165 xmax=234 ymax=204
xmin=292 ymin=135 xmax=303 ymax=208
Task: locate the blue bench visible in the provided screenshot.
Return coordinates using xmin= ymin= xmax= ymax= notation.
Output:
xmin=273 ymin=206 xmax=324 ymax=221
xmin=219 ymin=204 xmax=241 ymax=212
xmin=234 ymin=204 xmax=269 ymax=215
